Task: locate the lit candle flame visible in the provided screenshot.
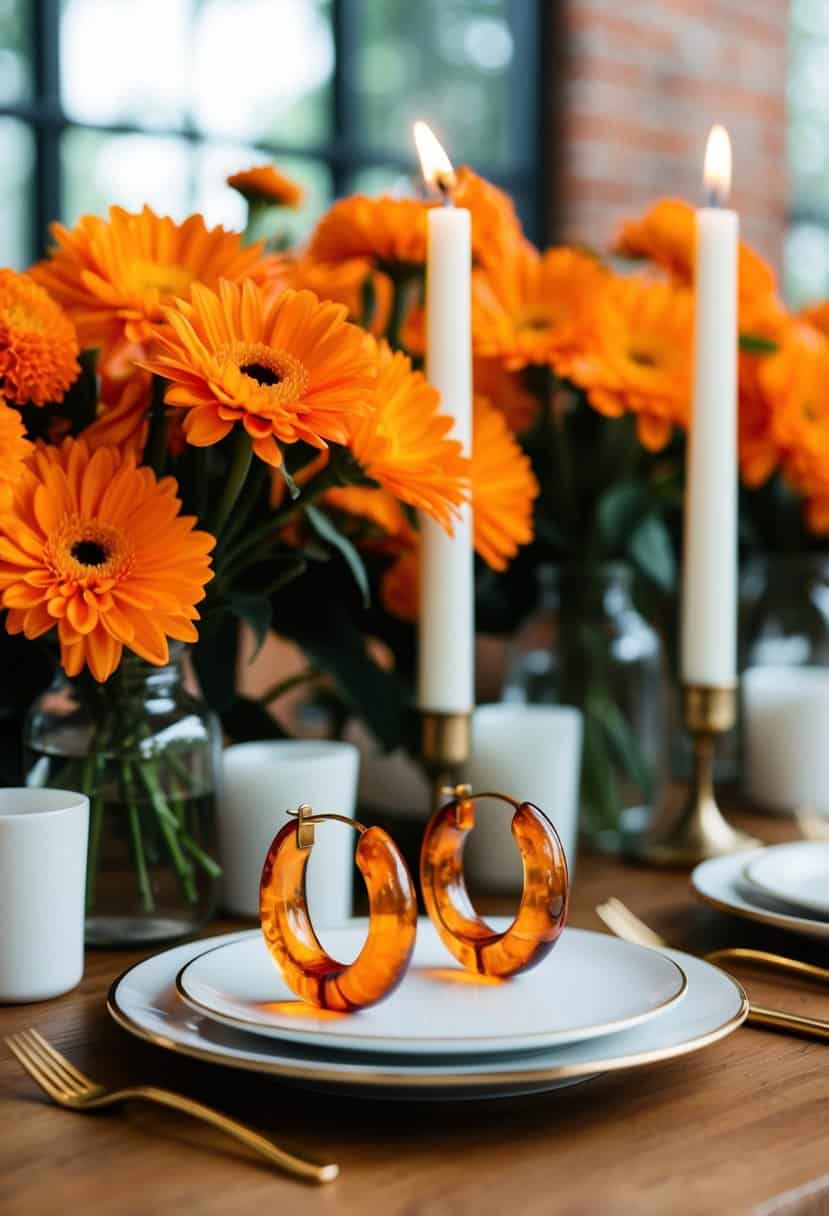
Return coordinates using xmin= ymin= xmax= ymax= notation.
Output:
xmin=413 ymin=121 xmax=456 ymax=199
xmin=703 ymin=124 xmax=731 ymax=207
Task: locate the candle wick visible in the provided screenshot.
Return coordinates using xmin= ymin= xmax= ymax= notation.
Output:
xmin=705 ymin=188 xmax=720 ymax=209
xmin=435 ymin=171 xmax=456 ymax=206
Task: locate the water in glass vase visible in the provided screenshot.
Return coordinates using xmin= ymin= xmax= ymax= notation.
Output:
xmin=24 ymin=647 xmax=221 ymax=946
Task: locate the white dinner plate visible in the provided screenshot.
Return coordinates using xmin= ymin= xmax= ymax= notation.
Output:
xmin=107 ymin=926 xmax=747 ymax=1101
xmin=743 ymin=842 xmax=829 ymax=920
xmin=692 ymin=851 xmax=829 ymax=940
xmin=175 ymin=922 xmax=687 ymax=1055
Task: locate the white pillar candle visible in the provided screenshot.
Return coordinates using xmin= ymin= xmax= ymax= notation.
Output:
xmin=413 ymin=122 xmax=474 ymax=713
xmin=743 ymin=667 xmax=829 ymax=815
xmin=681 ymin=125 xmax=738 ymax=687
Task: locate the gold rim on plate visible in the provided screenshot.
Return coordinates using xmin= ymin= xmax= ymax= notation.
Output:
xmin=106 ymin=950 xmax=748 ymax=1090
xmin=173 ymin=934 xmax=688 ymax=1049
xmin=693 ymin=868 xmax=828 ymax=936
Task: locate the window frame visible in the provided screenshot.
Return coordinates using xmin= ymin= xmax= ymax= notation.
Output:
xmin=1 ymin=0 xmax=549 ymax=263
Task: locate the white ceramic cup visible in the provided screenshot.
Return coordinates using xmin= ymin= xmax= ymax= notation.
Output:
xmin=0 ymin=788 xmax=89 ymax=1003
xmin=465 ymin=704 xmax=583 ymax=892
xmin=744 ymin=665 xmax=829 ymax=815
xmin=218 ymin=740 xmax=359 ymax=921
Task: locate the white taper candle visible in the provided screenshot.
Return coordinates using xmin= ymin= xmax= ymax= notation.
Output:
xmin=413 ymin=122 xmax=474 ymax=713
xmin=681 ymin=125 xmax=738 ymax=687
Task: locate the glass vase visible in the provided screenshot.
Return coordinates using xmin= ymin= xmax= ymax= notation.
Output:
xmin=743 ymin=554 xmax=829 ymax=668
xmin=24 ymin=646 xmax=221 ymax=946
xmin=505 ymin=563 xmax=667 ymax=848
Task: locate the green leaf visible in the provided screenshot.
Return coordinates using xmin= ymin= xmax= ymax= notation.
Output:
xmin=220 ymin=696 xmax=291 ymax=743
xmin=192 ymin=610 xmax=239 ymax=713
xmin=305 ymin=504 xmax=371 ymax=607
xmin=580 ymin=715 xmax=621 ymax=833
xmin=228 ymin=591 xmax=272 ymax=659
xmin=628 ymin=513 xmax=676 ymax=591
xmin=597 ymin=482 xmax=650 ymax=551
xmin=586 ymin=691 xmax=654 ymax=798
xmin=739 ymin=333 xmax=777 ymax=355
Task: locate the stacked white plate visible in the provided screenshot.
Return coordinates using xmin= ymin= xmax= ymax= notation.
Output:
xmin=693 ymin=842 xmax=829 ymax=941
xmin=108 ymin=918 xmax=748 ymax=1101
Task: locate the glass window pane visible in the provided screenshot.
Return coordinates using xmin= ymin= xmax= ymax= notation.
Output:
xmin=784 ymin=223 xmax=829 ymax=308
xmin=0 ymin=0 xmax=32 ymax=103
xmin=196 ymin=145 xmax=332 ymax=243
xmin=60 ymin=0 xmax=191 ymax=128
xmin=0 ymin=118 xmax=34 ymax=266
xmin=354 ymin=0 xmax=531 ymax=169
xmin=347 ymin=165 xmax=415 ymax=197
xmin=192 ymin=0 xmax=333 ymax=147
xmin=61 ymin=129 xmax=192 ymax=225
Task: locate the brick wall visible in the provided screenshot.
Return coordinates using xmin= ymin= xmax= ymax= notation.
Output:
xmin=553 ymin=0 xmax=789 ymax=270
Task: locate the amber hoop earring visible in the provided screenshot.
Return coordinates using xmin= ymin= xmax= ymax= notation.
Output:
xmin=420 ymin=784 xmax=569 ymax=979
xmin=260 ymin=804 xmax=418 ymax=1012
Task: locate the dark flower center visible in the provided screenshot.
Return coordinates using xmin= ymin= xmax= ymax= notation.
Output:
xmin=628 ymin=348 xmax=656 ymax=367
xmin=241 ymin=362 xmax=282 ymax=387
xmin=70 ymin=540 xmax=109 ymax=566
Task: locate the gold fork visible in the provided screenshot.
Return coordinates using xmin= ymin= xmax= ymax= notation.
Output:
xmin=5 ymin=1028 xmax=338 ymax=1184
xmin=596 ymin=897 xmax=829 ymax=1043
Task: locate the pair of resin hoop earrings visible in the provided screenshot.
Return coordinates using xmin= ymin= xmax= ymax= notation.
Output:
xmin=259 ymin=784 xmax=569 ymax=1012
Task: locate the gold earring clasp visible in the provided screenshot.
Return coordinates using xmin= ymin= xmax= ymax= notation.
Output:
xmin=286 ymin=804 xmax=368 ymax=851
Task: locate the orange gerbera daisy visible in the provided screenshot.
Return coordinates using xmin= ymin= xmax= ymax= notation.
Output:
xmin=291 ymin=256 xmax=393 ymax=335
xmin=473 ymin=356 xmax=538 ymax=433
xmin=568 ymin=275 xmax=693 ymax=450
xmin=84 ymin=373 xmax=151 ymax=456
xmin=308 ymin=197 xmax=430 ymax=272
xmin=0 ymin=399 xmax=31 ymax=511
xmin=325 ymin=485 xmax=414 ymax=544
xmin=473 ymin=243 xmax=606 ymax=373
xmin=0 ymin=438 xmax=214 ymax=682
xmin=471 ymin=396 xmax=538 ymax=570
xmin=31 ymin=206 xmax=268 ymax=365
xmin=227 ymin=164 xmax=304 ymax=209
xmin=453 ymin=166 xmax=525 ymax=270
xmin=142 ymin=281 xmax=375 ymax=468
xmin=757 ymin=323 xmax=829 ymax=530
xmin=0 ymin=269 xmax=79 ymax=406
xmin=380 ymin=545 xmax=419 ymax=622
xmin=614 ymin=198 xmax=777 ymax=314
xmin=342 ymin=340 xmax=468 ymax=529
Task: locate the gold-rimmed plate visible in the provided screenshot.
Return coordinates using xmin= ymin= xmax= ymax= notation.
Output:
xmin=174 ymin=924 xmax=687 ymax=1056
xmin=107 ymin=925 xmax=747 ymax=1100
xmin=693 ymin=851 xmax=829 ymax=941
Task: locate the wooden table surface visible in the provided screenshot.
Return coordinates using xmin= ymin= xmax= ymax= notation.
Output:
xmin=1 ymin=811 xmax=827 ymax=1216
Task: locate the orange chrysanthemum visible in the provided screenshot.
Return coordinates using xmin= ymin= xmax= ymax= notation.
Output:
xmin=227 ymin=164 xmax=304 ymax=209
xmin=568 ymin=275 xmax=693 ymax=451
xmin=473 ymin=243 xmax=606 ymax=373
xmin=142 ymin=281 xmax=375 ymax=468
xmin=0 ymin=269 xmax=79 ymax=406
xmin=471 ymin=396 xmax=538 ymax=571
xmin=342 ymin=340 xmax=468 ymax=529
xmin=308 ymin=197 xmax=430 ymax=272
xmin=31 ymin=206 xmax=269 ymax=365
xmin=473 ymin=356 xmax=538 ymax=433
xmin=0 ymin=399 xmax=31 ymax=511
xmin=0 ymin=438 xmax=214 ymax=682
xmin=614 ymin=198 xmax=778 ymax=316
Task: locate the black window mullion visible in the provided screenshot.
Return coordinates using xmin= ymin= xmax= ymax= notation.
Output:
xmin=331 ymin=0 xmax=360 ymax=196
xmin=32 ymin=0 xmax=62 ymax=256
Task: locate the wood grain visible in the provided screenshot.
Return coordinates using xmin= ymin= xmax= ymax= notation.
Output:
xmin=1 ymin=811 xmax=827 ymax=1216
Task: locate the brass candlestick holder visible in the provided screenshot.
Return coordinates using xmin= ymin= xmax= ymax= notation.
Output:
xmin=420 ymin=710 xmax=472 ymax=811
xmin=638 ymin=684 xmax=761 ymax=866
